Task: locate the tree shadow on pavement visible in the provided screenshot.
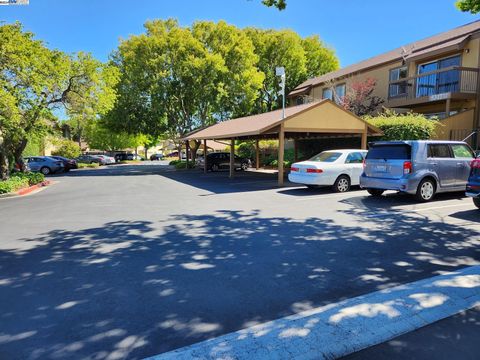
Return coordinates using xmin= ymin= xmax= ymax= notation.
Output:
xmin=0 ymin=207 xmax=479 ymax=359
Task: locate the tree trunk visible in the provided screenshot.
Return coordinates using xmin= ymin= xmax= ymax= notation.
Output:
xmin=14 ymin=138 xmax=28 ymax=172
xmin=0 ymin=148 xmax=9 ymax=180
xmin=144 ymin=146 xmax=148 ymax=160
xmin=191 ymin=140 xmax=201 ymax=162
xmin=178 ymin=144 xmax=182 ymax=161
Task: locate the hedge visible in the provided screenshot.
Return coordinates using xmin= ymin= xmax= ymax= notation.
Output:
xmin=78 ymin=162 xmax=100 ymax=169
xmin=11 ymin=172 xmax=45 ymax=186
xmin=365 ymin=111 xmax=437 ymax=141
xmin=174 ymin=161 xmax=195 ymax=170
xmin=0 ymin=177 xmax=29 ymax=194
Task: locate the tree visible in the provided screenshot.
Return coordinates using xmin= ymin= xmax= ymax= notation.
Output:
xmin=244 ymin=28 xmax=339 ymax=113
xmin=51 ymin=139 xmax=81 ymax=159
xmin=84 ymin=121 xmax=142 ymax=152
xmin=0 ymin=22 xmax=118 ymax=178
xmin=108 ymin=19 xmax=264 ymax=160
xmin=338 ymin=78 xmax=384 ymax=116
xmin=456 ymin=0 xmax=480 ymax=13
xmin=262 ymin=0 xmax=287 ymax=10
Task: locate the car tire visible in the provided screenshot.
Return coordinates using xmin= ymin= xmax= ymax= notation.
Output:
xmin=333 ymin=175 xmax=351 ymax=193
xmin=241 ymin=163 xmax=248 ymax=171
xmin=40 ymin=166 xmax=51 ymax=175
xmin=367 ymin=188 xmax=384 ymax=197
xmin=415 ymin=178 xmax=436 ymax=202
xmin=212 ymin=164 xmax=219 ymax=172
xmin=473 ymin=197 xmax=480 ymax=209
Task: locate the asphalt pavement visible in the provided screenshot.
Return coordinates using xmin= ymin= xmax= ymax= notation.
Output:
xmin=0 ymin=163 xmax=478 ymax=359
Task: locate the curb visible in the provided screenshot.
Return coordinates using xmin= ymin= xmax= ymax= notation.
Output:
xmin=0 ymin=180 xmax=52 ymax=199
xmin=147 ymin=266 xmax=480 ymax=360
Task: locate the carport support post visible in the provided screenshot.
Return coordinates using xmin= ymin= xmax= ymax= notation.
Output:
xmin=203 ymin=139 xmax=207 ymax=173
xmin=255 ymin=139 xmax=260 ymax=170
xmin=185 ymin=141 xmax=190 ymax=167
xmin=294 ymin=138 xmax=298 ymax=162
xmin=278 ymin=123 xmax=285 ymax=186
xmin=229 ymin=139 xmax=235 ymax=179
xmin=361 ymin=124 xmax=368 ymax=150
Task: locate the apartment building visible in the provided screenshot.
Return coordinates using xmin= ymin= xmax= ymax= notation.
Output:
xmin=288 ymin=20 xmax=480 ymax=147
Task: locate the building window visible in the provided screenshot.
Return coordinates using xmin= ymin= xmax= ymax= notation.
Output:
xmin=334 ymin=84 xmax=346 ymax=103
xmin=322 ymin=88 xmax=333 ymax=100
xmin=388 ymin=66 xmax=407 ymax=97
xmin=416 ymin=55 xmax=461 ymax=97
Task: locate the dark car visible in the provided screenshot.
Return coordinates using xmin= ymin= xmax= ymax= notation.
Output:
xmin=202 ymin=152 xmax=251 ymax=172
xmin=77 ymin=155 xmax=105 ymax=165
xmin=49 ymin=156 xmax=78 ymax=172
xmin=114 ymin=153 xmax=135 ymax=162
xmin=150 ymin=153 xmax=164 ymax=161
xmin=466 ymin=158 xmax=480 ymax=209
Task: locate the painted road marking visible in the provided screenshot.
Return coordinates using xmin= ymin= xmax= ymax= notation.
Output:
xmin=147 ymin=266 xmax=480 ymax=360
xmin=363 ymin=203 xmax=472 ymax=218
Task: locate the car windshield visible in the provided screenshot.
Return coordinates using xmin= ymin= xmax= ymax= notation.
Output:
xmin=309 ymin=152 xmax=342 ymax=162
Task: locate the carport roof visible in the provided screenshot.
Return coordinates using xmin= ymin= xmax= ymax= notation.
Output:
xmin=183 ymin=99 xmax=382 ymax=140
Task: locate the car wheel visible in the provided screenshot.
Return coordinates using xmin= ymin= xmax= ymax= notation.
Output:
xmin=367 ymin=189 xmax=384 ymax=197
xmin=40 ymin=166 xmax=51 ymax=175
xmin=212 ymin=164 xmax=219 ymax=172
xmin=333 ymin=175 xmax=350 ymax=193
xmin=473 ymin=197 xmax=480 ymax=209
xmin=416 ymin=178 xmax=436 ymax=202
xmin=241 ymin=162 xmax=248 ymax=171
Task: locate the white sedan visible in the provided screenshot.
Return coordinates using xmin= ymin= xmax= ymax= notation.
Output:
xmin=288 ymin=149 xmax=367 ymax=192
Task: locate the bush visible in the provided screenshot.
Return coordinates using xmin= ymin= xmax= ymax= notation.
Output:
xmin=174 ymin=161 xmax=195 ymax=170
xmin=11 ymin=172 xmax=45 ymax=186
xmin=237 ymin=141 xmax=256 ymax=160
xmin=365 ymin=111 xmax=437 ymax=141
xmin=0 ymin=177 xmax=29 ymax=194
xmin=78 ymin=162 xmax=100 ymax=169
xmin=169 ymin=160 xmax=181 ymax=166
xmin=51 ymin=139 xmax=81 ymax=159
xmin=270 ymin=159 xmax=292 ymax=168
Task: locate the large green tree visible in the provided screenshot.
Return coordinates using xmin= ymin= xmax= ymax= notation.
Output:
xmin=107 ymin=19 xmax=264 ymax=159
xmin=262 ymin=0 xmax=286 ymax=10
xmin=245 ymin=28 xmax=339 ymax=113
xmin=0 ymin=23 xmax=117 ymax=178
xmin=456 ymin=0 xmax=480 ymax=13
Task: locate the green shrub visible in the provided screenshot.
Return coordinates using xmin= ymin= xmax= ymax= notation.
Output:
xmin=270 ymin=160 xmax=292 ymax=168
xmin=51 ymin=139 xmax=81 ymax=159
xmin=365 ymin=111 xmax=437 ymax=141
xmin=169 ymin=160 xmax=181 ymax=166
xmin=78 ymin=162 xmax=100 ymax=169
xmin=237 ymin=141 xmax=256 ymax=160
xmin=174 ymin=161 xmax=195 ymax=170
xmin=0 ymin=177 xmax=29 ymax=194
xmin=11 ymin=172 xmax=45 ymax=186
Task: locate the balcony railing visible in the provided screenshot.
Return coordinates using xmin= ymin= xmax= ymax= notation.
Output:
xmin=388 ymin=66 xmax=479 ymax=101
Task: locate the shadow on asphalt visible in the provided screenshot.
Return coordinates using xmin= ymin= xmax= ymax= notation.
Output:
xmin=1 ymin=204 xmax=479 ymax=359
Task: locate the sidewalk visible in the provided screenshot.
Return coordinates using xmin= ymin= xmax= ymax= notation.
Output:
xmin=342 ymin=307 xmax=480 ymax=360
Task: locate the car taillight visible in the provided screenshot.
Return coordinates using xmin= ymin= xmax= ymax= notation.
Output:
xmin=306 ymin=168 xmax=323 ymax=173
xmin=290 ymin=167 xmax=299 ymax=172
xmin=403 ymin=161 xmax=412 ymax=175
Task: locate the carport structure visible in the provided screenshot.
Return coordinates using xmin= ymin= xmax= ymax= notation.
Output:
xmin=184 ymin=99 xmax=382 ymax=186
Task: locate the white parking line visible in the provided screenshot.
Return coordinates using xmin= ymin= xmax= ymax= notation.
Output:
xmin=147 ymin=266 xmax=480 ymax=360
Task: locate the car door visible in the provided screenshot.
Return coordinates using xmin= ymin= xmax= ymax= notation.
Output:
xmin=427 ymin=144 xmax=457 ymax=188
xmin=345 ymin=152 xmax=365 ymax=185
xmin=450 ymin=143 xmax=475 ymax=187
xmin=220 ymin=153 xmax=229 ymax=169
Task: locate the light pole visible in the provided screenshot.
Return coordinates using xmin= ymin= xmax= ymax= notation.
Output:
xmin=276 ymin=66 xmax=286 ymax=119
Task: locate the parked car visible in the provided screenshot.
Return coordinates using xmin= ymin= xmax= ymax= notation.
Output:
xmin=77 ymin=155 xmax=106 ymax=165
xmin=49 ymin=156 xmax=78 ymax=172
xmin=466 ymin=157 xmax=480 ymax=209
xmin=202 ymin=152 xmax=251 ymax=171
xmin=24 ymin=156 xmax=64 ymax=175
xmin=166 ymin=151 xmax=186 ymax=159
xmin=95 ymin=155 xmax=115 ymax=164
xmin=114 ymin=153 xmax=134 ymax=162
xmin=12 ymin=162 xmax=31 ymax=173
xmin=360 ymin=140 xmax=475 ymax=202
xmin=289 ymin=149 xmax=368 ymax=192
xmin=150 ymin=153 xmax=164 ymax=161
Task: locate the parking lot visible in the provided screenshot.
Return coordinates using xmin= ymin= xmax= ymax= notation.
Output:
xmin=0 ymin=163 xmax=479 ymax=360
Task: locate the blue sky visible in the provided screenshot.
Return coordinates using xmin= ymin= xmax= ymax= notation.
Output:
xmin=1 ymin=0 xmax=478 ymax=67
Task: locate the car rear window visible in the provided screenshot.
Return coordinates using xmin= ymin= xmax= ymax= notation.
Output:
xmin=309 ymin=152 xmax=342 ymax=162
xmin=367 ymin=145 xmax=411 ymax=160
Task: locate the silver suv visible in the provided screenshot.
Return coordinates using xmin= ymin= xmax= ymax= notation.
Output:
xmin=360 ymin=140 xmax=475 ymax=202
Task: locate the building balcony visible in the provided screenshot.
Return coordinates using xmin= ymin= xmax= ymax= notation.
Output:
xmin=386 ymin=66 xmax=479 ymax=108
